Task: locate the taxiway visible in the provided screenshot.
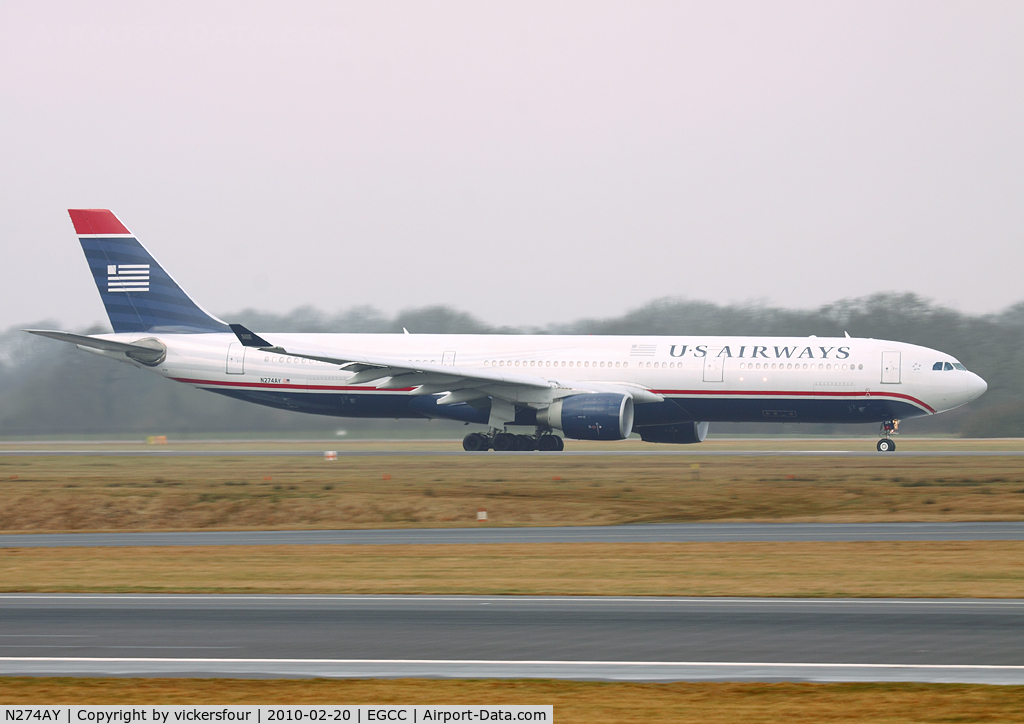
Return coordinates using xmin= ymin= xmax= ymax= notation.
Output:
xmin=1 ymin=522 xmax=1022 ymax=548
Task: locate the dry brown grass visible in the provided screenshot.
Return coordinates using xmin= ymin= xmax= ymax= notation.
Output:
xmin=0 ymin=678 xmax=1022 ymax=723
xmin=1 ymin=541 xmax=1022 ymax=597
xmin=2 ymin=450 xmax=1024 ymax=533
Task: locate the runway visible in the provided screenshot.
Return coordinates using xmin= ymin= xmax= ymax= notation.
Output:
xmin=3 ymin=449 xmax=1024 ymax=457
xmin=2 ymin=521 xmax=1023 ymax=548
xmin=0 ymin=595 xmax=1020 ymax=684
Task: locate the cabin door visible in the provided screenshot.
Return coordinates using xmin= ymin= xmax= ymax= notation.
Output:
xmin=703 ymin=349 xmax=724 ymax=382
xmin=226 ymin=343 xmax=246 ymax=374
xmin=881 ymin=351 xmax=901 ymax=384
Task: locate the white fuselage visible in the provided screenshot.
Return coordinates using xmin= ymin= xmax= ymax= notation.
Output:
xmin=84 ymin=332 xmax=987 ymax=427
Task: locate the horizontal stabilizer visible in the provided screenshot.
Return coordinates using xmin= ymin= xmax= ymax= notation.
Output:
xmin=24 ymin=329 xmax=166 ymax=366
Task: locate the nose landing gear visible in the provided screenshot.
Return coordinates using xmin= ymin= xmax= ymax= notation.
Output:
xmin=876 ymin=420 xmax=899 ymax=452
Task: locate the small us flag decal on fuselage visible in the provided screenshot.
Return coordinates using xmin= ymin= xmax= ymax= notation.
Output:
xmin=107 ymin=264 xmax=150 ymax=292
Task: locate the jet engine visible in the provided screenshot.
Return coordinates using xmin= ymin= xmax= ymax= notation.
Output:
xmin=637 ymin=421 xmax=709 ymax=444
xmin=537 ymin=393 xmax=634 ymax=440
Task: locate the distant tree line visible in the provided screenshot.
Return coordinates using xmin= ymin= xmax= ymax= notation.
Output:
xmin=1 ymin=293 xmax=1021 ymax=438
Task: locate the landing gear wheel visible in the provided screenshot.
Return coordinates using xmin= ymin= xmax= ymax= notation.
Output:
xmin=554 ymin=436 xmax=564 ymax=451
xmin=877 ymin=438 xmax=896 ymax=452
xmin=462 ymin=433 xmax=489 ymax=452
xmin=514 ymin=435 xmax=535 ymax=451
xmin=538 ymin=435 xmax=562 ymax=452
xmin=493 ymin=432 xmax=516 ymax=451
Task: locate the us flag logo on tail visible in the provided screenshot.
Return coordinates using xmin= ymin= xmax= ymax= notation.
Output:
xmin=107 ymin=264 xmax=150 ymax=293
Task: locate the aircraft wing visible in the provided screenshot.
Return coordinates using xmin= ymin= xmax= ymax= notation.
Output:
xmin=229 ymin=325 xmax=663 ymax=407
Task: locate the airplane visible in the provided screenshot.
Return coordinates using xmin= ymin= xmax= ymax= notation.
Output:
xmin=27 ymin=209 xmax=988 ymax=453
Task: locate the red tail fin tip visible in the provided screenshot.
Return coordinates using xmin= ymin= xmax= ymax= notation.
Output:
xmin=68 ymin=209 xmax=130 ymax=236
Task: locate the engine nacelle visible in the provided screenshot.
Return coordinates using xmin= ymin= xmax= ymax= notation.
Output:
xmin=638 ymin=421 xmax=709 ymax=444
xmin=537 ymin=393 xmax=634 ymax=441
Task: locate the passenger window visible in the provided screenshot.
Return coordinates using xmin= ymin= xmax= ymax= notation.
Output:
xmin=932 ymin=362 xmax=943 ymax=371
xmin=944 ymin=362 xmax=954 ymax=371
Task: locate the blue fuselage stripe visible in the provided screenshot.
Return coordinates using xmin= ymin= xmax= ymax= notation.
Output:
xmin=205 ymin=387 xmax=927 ymax=425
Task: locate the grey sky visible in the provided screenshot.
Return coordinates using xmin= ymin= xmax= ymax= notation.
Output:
xmin=2 ymin=1 xmax=1022 ymax=332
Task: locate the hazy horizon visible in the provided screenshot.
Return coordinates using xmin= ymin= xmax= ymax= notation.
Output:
xmin=7 ymin=289 xmax=1022 ymax=340
xmin=3 ymin=2 xmax=1022 ymax=332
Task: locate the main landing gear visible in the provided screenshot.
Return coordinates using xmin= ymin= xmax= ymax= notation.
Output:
xmin=462 ymin=430 xmax=564 ymax=452
xmin=876 ymin=419 xmax=899 ymax=452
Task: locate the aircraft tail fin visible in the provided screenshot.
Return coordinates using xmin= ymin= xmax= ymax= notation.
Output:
xmin=69 ymin=209 xmax=230 ymax=334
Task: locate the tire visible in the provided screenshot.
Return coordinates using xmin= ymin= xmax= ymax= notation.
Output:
xmin=493 ymin=433 xmax=516 ymax=451
xmin=538 ymin=435 xmax=560 ymax=452
xmin=876 ymin=438 xmax=895 ymax=452
xmin=463 ymin=433 xmax=488 ymax=452
xmin=554 ymin=436 xmax=564 ymax=451
xmin=515 ymin=435 xmax=535 ymax=451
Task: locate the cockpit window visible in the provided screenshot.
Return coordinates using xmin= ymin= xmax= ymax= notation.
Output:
xmin=933 ymin=362 xmax=943 ymax=370
xmin=944 ymin=362 xmax=955 ymax=371
xmin=953 ymin=363 xmax=966 ymax=371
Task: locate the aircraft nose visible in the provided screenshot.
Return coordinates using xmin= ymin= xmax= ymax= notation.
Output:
xmin=967 ymin=372 xmax=988 ymax=401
